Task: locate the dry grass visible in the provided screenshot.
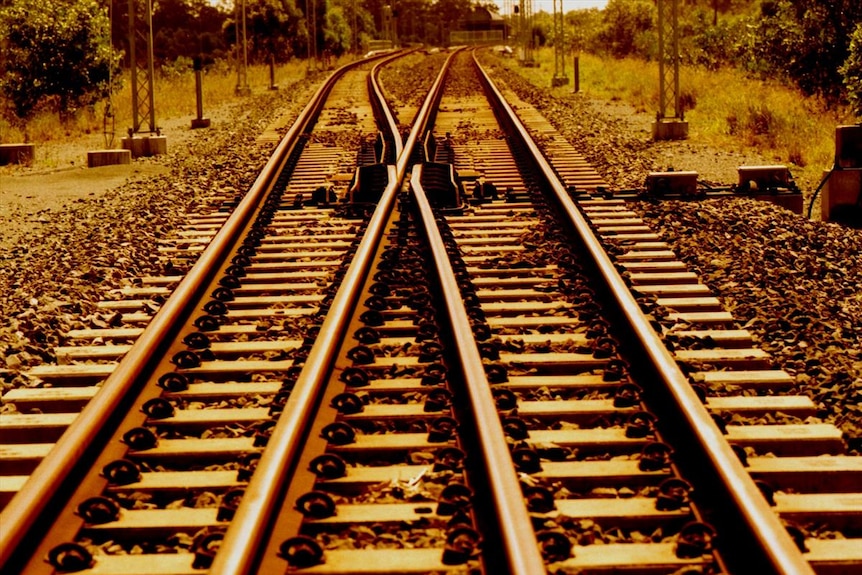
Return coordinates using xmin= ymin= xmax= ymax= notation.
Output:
xmin=0 ymin=60 xmax=315 ymax=146
xmin=508 ymin=48 xmax=856 ymax=185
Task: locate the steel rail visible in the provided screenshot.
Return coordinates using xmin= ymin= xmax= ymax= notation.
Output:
xmin=207 ymin=50 xmax=459 ymax=575
xmin=370 ymin=53 xmax=404 ymax=160
xmin=409 ymin=168 xmax=547 ymax=573
xmin=0 ymin=55 xmax=381 ymax=573
xmin=472 ymin=52 xmax=817 ymax=575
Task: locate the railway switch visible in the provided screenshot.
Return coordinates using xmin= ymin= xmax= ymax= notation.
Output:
xmin=349 ymin=163 xmax=393 ymax=204
xmin=410 ymin=162 xmax=465 ymax=210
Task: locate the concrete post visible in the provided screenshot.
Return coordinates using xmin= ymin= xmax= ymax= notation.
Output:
xmin=191 ymin=58 xmax=211 ymax=129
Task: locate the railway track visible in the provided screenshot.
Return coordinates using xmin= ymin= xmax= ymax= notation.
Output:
xmin=1 ymin=48 xmax=860 ymax=575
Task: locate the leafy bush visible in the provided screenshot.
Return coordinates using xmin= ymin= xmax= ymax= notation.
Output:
xmin=571 ymin=0 xmax=860 ymax=105
xmin=692 ymin=18 xmax=748 ymax=70
xmin=742 ymin=0 xmax=861 ymax=102
xmin=840 ymin=23 xmax=862 ymax=119
xmin=0 ymin=0 xmax=119 ymax=120
xmin=596 ymin=0 xmax=656 ymax=59
xmin=160 ymin=56 xmax=194 ymax=79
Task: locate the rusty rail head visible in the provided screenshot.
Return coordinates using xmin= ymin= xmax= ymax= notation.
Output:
xmin=410 ymin=166 xmax=548 ymax=574
xmin=0 ymin=55 xmax=381 ymax=574
xmin=471 ymin=52 xmax=816 ymax=575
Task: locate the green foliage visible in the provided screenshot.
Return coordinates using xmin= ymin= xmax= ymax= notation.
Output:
xmin=224 ymin=0 xmax=305 ymax=62
xmin=743 ymin=1 xmax=800 ymax=76
xmin=160 ymin=56 xmax=195 ymax=79
xmin=691 ymin=17 xmax=747 ymax=70
xmin=323 ymin=4 xmax=351 ymax=57
xmin=565 ymin=9 xmax=602 ymax=52
xmin=790 ymin=1 xmax=862 ymax=101
xmin=152 ymin=0 xmax=229 ymax=62
xmin=596 ymin=0 xmax=656 ymax=58
xmin=328 ymin=0 xmax=375 ymax=51
xmin=434 ymin=0 xmax=474 ymax=46
xmin=841 ymin=24 xmax=862 ymax=119
xmin=735 ymin=0 xmax=862 ymax=101
xmin=0 ymin=0 xmax=118 ymax=120
xmin=568 ymin=0 xmax=861 ymax=105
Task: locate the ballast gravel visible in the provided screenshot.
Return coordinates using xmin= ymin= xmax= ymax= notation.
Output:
xmin=479 ymin=55 xmax=861 ymax=445
xmin=2 ymin=54 xmax=860 ymax=449
xmin=635 ymin=198 xmax=862 ymax=442
xmin=0 ymin=74 xmax=321 ymax=393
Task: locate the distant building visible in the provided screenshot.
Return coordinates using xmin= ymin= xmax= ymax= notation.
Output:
xmin=450 ymin=7 xmax=509 ymax=45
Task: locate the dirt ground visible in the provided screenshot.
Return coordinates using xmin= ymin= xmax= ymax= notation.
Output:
xmin=0 ymin=163 xmax=170 ymax=248
xmin=0 ymin=110 xmax=221 ymax=250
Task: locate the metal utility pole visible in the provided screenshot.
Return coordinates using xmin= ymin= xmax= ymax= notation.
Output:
xmin=353 ymin=0 xmax=358 ymax=55
xmin=551 ymin=0 xmax=568 ymax=86
xmin=383 ymin=5 xmax=392 ymax=44
xmin=519 ymin=0 xmax=535 ymax=67
xmin=122 ymin=0 xmax=165 ymax=157
xmin=128 ymin=0 xmax=156 ymax=135
xmin=307 ymin=0 xmax=318 ymax=70
xmin=235 ymin=0 xmax=251 ymax=95
xmin=653 ymin=0 xmax=688 ymax=139
xmin=104 ymin=1 xmax=116 ymax=148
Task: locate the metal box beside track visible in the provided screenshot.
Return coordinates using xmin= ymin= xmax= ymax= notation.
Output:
xmin=737 ymin=165 xmax=792 ymax=191
xmin=836 ymin=125 xmax=862 ymax=169
xmin=644 ymin=171 xmax=699 ymax=197
xmin=823 ymin=125 xmax=862 ymax=225
xmin=735 ymin=165 xmax=803 ymax=214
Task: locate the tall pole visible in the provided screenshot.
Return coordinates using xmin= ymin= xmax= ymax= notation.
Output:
xmin=104 ymin=1 xmax=115 ymax=148
xmin=129 ymin=0 xmax=139 ymax=132
xmin=551 ymin=0 xmax=567 ymax=86
xmin=242 ymin=0 xmax=248 ymax=82
xmin=128 ymin=0 xmax=156 ymax=135
xmin=145 ymin=0 xmax=156 ymax=131
xmin=307 ymin=0 xmax=317 ymax=69
xmin=235 ymin=0 xmax=240 ymax=87
xmin=353 ymin=0 xmax=357 ymax=55
xmin=235 ymin=0 xmax=250 ymax=95
xmin=123 ymin=0 xmax=166 ymax=156
xmin=653 ymin=0 xmax=687 ymax=139
xmin=518 ymin=0 xmax=535 ymax=66
xmin=306 ymin=0 xmax=311 ymax=67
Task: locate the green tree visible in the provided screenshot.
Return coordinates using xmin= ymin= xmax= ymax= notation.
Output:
xmin=323 ymin=3 xmax=352 ymax=56
xmin=224 ymin=0 xmax=304 ymax=63
xmin=841 ymin=23 xmax=862 ymax=119
xmin=328 ymin=0 xmax=375 ymax=52
xmin=152 ymin=0 xmax=229 ymax=63
xmin=433 ymin=0 xmax=473 ymax=46
xmin=596 ymin=0 xmax=655 ymax=58
xmin=0 ymin=0 xmax=118 ymax=120
xmin=747 ymin=0 xmax=862 ymax=102
xmin=388 ymin=0 xmax=429 ymax=45
xmin=565 ymin=8 xmax=602 ymax=53
xmin=786 ymin=0 xmax=862 ymax=101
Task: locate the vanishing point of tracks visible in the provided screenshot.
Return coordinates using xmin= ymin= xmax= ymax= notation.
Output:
xmin=1 ymin=49 xmax=860 ymax=575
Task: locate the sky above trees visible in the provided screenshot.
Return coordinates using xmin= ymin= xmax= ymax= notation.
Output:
xmin=534 ymin=0 xmax=609 ymax=10
xmin=207 ymin=0 xmax=610 ymax=14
